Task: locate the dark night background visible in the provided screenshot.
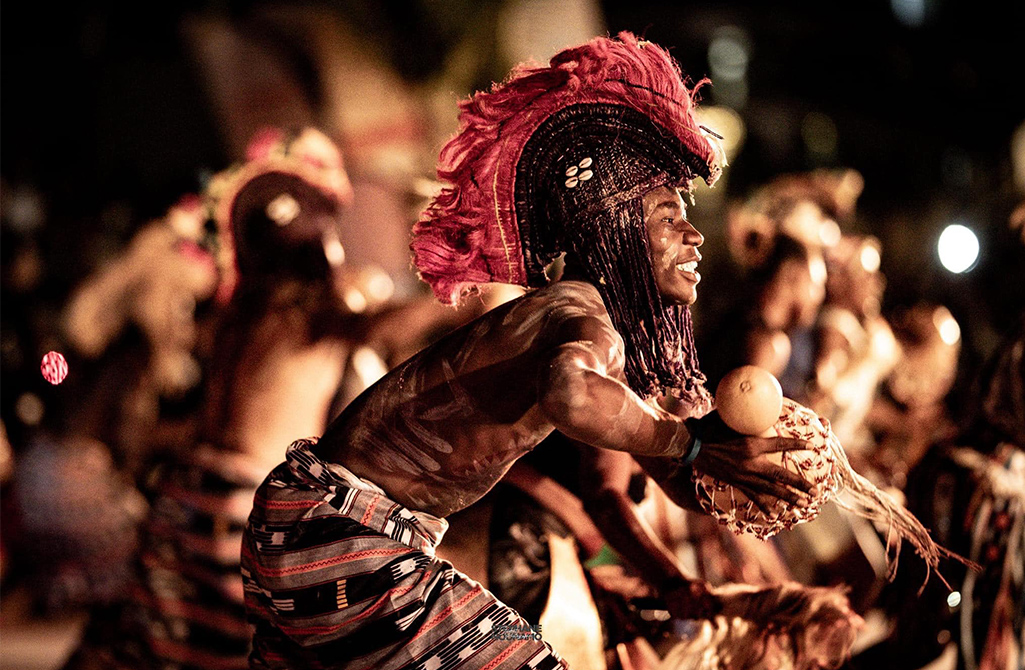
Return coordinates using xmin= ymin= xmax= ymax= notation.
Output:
xmin=2 ymin=0 xmax=1024 ymax=427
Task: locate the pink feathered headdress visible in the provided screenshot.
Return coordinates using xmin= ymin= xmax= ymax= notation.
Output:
xmin=412 ymin=32 xmax=724 ymax=305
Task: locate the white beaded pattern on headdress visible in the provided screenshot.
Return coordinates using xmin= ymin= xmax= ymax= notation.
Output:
xmin=565 ymin=157 xmax=595 ymax=188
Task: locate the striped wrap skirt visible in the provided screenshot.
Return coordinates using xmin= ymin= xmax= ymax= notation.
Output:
xmin=241 ymin=439 xmax=567 ymax=670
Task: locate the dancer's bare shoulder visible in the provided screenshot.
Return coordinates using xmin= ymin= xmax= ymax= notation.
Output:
xmin=492 ymin=280 xmax=624 ymax=363
xmin=316 ymin=280 xmax=624 ymax=516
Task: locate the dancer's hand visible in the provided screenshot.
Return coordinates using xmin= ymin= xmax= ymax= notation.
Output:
xmin=685 ymin=412 xmax=818 ymax=516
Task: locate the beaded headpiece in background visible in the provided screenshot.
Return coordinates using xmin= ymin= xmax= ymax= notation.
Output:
xmin=205 ymin=127 xmax=353 ymax=302
xmin=413 ymin=32 xmax=724 ymax=401
xmin=726 ymin=169 xmax=862 ymax=271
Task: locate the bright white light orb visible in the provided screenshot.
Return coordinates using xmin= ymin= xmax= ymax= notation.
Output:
xmin=860 ymin=245 xmax=881 ymax=273
xmin=937 ymin=224 xmax=979 ymax=274
xmin=947 ymin=591 xmax=962 ymax=608
xmin=934 ymin=308 xmax=961 ymax=345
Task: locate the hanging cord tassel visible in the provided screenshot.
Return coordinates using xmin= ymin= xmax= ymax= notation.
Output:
xmin=828 ymin=437 xmax=981 ymax=592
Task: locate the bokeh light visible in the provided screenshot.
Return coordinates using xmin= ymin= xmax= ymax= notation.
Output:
xmin=323 ymin=233 xmax=346 ymax=267
xmin=15 ymin=393 xmax=44 ymax=426
xmin=707 ymin=26 xmax=750 ymax=82
xmin=802 ymin=112 xmax=839 ymax=161
xmin=708 ymin=26 xmax=751 ymax=109
xmin=343 ymin=287 xmax=368 ymax=313
xmin=891 ymin=0 xmax=928 ymax=27
xmin=937 ymin=224 xmax=980 ymax=273
xmin=860 ymin=245 xmax=882 ymax=273
xmin=694 ymin=106 xmax=747 ymax=161
xmin=934 ymin=307 xmax=961 ymax=345
xmin=819 ymin=220 xmax=842 ymax=247
xmin=40 ymin=350 xmax=69 ymax=385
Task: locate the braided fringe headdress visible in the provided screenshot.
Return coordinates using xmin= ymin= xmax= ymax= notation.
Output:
xmin=413 ymin=32 xmax=723 ymax=301
xmin=413 ymin=32 xmax=724 ymax=401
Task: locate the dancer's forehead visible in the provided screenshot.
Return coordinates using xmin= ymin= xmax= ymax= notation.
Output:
xmin=642 ymin=185 xmax=688 ymax=218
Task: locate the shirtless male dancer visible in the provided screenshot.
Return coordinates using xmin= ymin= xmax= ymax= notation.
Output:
xmin=242 ymin=33 xmax=817 ymax=670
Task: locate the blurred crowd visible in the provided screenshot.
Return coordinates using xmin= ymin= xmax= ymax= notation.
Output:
xmin=1 ymin=2 xmax=1023 ymax=670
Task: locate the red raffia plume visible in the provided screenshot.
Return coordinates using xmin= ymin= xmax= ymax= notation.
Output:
xmin=412 ymin=31 xmax=724 ymax=305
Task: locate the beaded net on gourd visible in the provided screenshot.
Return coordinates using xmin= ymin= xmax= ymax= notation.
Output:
xmin=695 ymin=398 xmax=972 ymax=587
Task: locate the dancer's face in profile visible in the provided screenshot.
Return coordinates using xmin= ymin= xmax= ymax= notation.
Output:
xmin=643 ymin=185 xmax=705 ymax=305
